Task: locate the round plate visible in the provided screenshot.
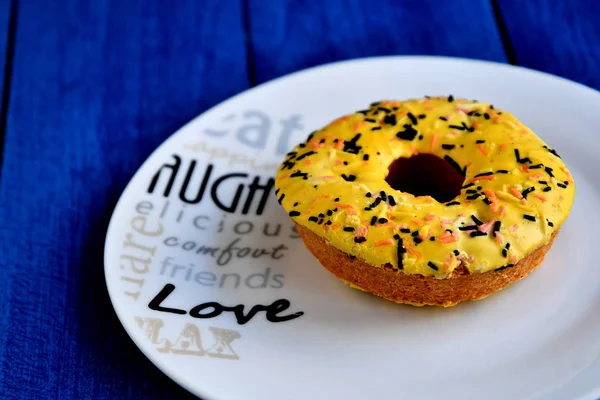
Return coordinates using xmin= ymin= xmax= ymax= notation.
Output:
xmin=104 ymin=56 xmax=600 ymax=400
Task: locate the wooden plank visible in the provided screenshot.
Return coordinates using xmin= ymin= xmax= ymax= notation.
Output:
xmin=496 ymin=0 xmax=600 ymax=90
xmin=0 ymin=0 xmax=247 ymax=398
xmin=247 ymin=0 xmax=508 ymax=84
xmin=0 ymin=0 xmax=14 ymax=164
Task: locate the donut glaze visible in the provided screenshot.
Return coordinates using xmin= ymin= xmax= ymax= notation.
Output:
xmin=275 ymin=97 xmax=574 ymax=278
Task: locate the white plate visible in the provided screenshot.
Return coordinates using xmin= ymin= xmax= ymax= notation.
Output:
xmin=104 ymin=56 xmax=600 ymax=400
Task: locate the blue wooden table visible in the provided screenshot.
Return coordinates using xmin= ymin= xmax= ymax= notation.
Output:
xmin=0 ymin=0 xmax=599 ymax=398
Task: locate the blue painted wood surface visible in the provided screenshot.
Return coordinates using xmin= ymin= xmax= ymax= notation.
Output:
xmin=0 ymin=0 xmax=599 ymax=398
xmin=0 ymin=0 xmax=247 ymax=398
xmin=248 ymin=0 xmax=507 ymax=84
xmin=497 ymin=0 xmax=600 ymax=90
xmin=0 ymin=0 xmax=12 ymax=132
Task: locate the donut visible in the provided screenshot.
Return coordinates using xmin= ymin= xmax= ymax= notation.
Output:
xmin=275 ymin=96 xmax=575 ymax=306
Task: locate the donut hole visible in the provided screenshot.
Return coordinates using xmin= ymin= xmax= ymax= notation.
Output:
xmin=385 ymin=153 xmax=464 ymax=203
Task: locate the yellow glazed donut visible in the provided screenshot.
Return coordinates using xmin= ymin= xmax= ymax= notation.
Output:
xmin=275 ymin=96 xmax=575 ymax=306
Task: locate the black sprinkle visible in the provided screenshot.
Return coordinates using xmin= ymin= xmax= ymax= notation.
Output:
xmin=448 ymin=95 xmax=454 ymax=102
xmin=364 ymin=118 xmax=376 ymax=123
xmin=289 ymin=211 xmax=301 ymax=217
xmin=482 ymin=198 xmax=492 ymax=205
xmin=388 ymin=196 xmax=396 ymax=206
xmin=544 ymin=167 xmax=554 ymax=177
xmin=411 ymin=231 xmax=419 ymax=237
xmin=377 ymin=107 xmax=391 ymax=113
xmin=364 ymin=207 xmax=371 ymax=211
xmin=543 ymin=187 xmax=552 ymax=192
xmin=493 ymin=221 xmax=501 ymax=233
xmin=396 ymin=124 xmax=419 ymax=141
xmin=495 ymin=263 xmax=514 ymax=272
xmin=418 ymin=114 xmax=426 ymax=119
xmin=466 ymin=189 xmax=478 ymax=194
xmin=430 ymin=237 xmax=435 ymax=241
xmin=448 ymin=124 xmax=467 ymax=131
xmin=547 ymin=220 xmax=554 ymax=227
xmin=444 ymin=155 xmax=466 ymax=177
xmin=466 ymin=194 xmax=481 ymax=200
xmin=557 ymin=183 xmax=567 ymax=189
xmin=496 ymin=169 xmax=509 ymax=174
xmin=523 ymin=214 xmax=536 ymax=222
xmin=462 ymin=183 xmax=474 ymax=189
xmin=371 ymin=127 xmax=382 ymax=131
xmin=506 ymin=243 xmax=510 ymax=249
xmin=397 ymin=239 xmax=405 ymax=269
xmin=484 ymin=113 xmax=490 ymax=120
xmin=418 ymin=135 xmax=424 ymax=140
xmin=502 ymin=249 xmax=508 ymax=257
xmin=442 ymin=144 xmax=455 ymax=150
xmin=446 ymin=201 xmax=461 ymax=206
xmin=366 ymin=192 xmax=372 ymax=198
xmin=538 ymin=181 xmax=547 ymax=185
xmin=327 ymin=210 xmax=333 ymax=216
xmin=326 ymin=220 xmax=332 ymax=225
xmin=334 ymin=197 xmax=340 ymax=202
xmin=370 ymin=216 xmax=377 ymax=226
xmin=343 ymin=133 xmax=363 ymax=154
xmin=459 ymin=225 xmax=478 ymax=231
xmin=318 ymin=213 xmax=325 ymax=218
xmin=548 ymin=148 xmax=562 ymax=159
xmin=354 ymin=237 xmax=367 ymax=243
xmin=398 ymin=228 xmax=410 ymax=234
xmin=529 ymin=164 xmax=543 ymax=169
xmin=407 ymin=112 xmax=418 ymax=125
xmin=343 ymin=161 xmax=348 ymax=166
xmin=470 ymin=231 xmax=487 ymax=237
xmin=341 ymin=174 xmax=356 ymax=182
xmin=383 ymin=114 xmax=397 ymax=125
xmin=471 ymin=215 xmax=483 ymax=225
xmin=370 ymin=197 xmax=383 ymax=208
xmin=380 ymin=191 xmax=387 ymax=201
xmin=363 ymin=154 xmax=370 ymax=161
xmin=522 ymin=187 xmax=535 ymax=199
xmin=476 ymin=140 xmax=485 ymax=144
xmin=414 ymin=237 xmax=423 ymax=244
xmin=378 ymin=218 xmax=388 ymax=224
xmin=293 ymin=202 xmax=299 ymax=207
xmin=308 ymin=216 xmax=318 ymax=222
xmin=343 ymin=226 xmax=355 ymax=232
xmin=440 ymin=116 xmax=448 ymax=121
xmin=453 ymin=250 xmax=460 ymax=256
xmin=290 ymin=171 xmax=309 ymax=179
xmin=278 ymin=194 xmax=285 ymax=204
xmin=349 ymin=255 xmax=356 ymax=260
xmin=427 ymin=261 xmax=439 ymax=271
xmin=474 ymin=171 xmax=494 ymax=178
xmin=356 ymin=109 xmax=369 ymax=115
xmin=295 ymin=151 xmax=316 ymax=161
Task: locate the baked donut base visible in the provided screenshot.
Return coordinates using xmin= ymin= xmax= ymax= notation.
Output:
xmin=296 ymin=224 xmax=558 ymax=307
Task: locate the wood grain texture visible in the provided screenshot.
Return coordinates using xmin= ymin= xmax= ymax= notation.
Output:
xmin=0 ymin=0 xmax=247 ymax=398
xmin=497 ymin=0 xmax=600 ymax=90
xmin=247 ymin=0 xmax=508 ymax=84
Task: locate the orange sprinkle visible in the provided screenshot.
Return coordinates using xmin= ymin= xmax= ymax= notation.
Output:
xmin=511 ymin=224 xmax=519 ymax=232
xmin=493 ymin=116 xmax=501 ymax=123
xmin=509 ymin=186 xmax=523 ymax=200
xmin=438 ymin=232 xmax=458 ymax=244
xmin=499 ymin=205 xmax=507 ymax=218
xmin=510 ymin=255 xmax=518 ymax=264
xmin=495 ymin=232 xmax=504 ymax=245
xmin=331 ymin=223 xmax=341 ymax=230
xmin=334 ymin=159 xmax=343 ymax=165
xmin=304 ymin=159 xmax=312 ymax=165
xmin=468 ymin=175 xmax=495 ymax=184
xmin=319 ymin=175 xmax=335 ymax=179
xmin=482 ymin=189 xmax=499 ymax=212
xmin=529 ymin=173 xmax=542 ymax=179
xmin=405 ymin=246 xmax=421 ymax=258
xmin=374 ymin=238 xmax=394 ymax=247
xmin=499 ymin=143 xmax=507 ymax=150
xmin=425 ymin=213 xmax=437 ymax=221
xmin=430 ymin=133 xmax=438 ymax=152
xmin=533 ymin=193 xmax=547 ymax=202
xmin=411 ymin=219 xmax=421 ymax=226
xmin=559 ymin=195 xmax=565 ymax=201
xmin=443 ymin=254 xmax=453 ymax=269
xmin=478 ymin=219 xmax=495 ymax=233
xmin=353 ymin=121 xmax=366 ymax=132
xmin=355 ymin=225 xmax=368 ymax=238
xmin=477 ymin=143 xmax=488 ymax=156
xmin=335 ymin=140 xmax=344 ymax=149
xmin=322 ymin=224 xmax=329 ymax=231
